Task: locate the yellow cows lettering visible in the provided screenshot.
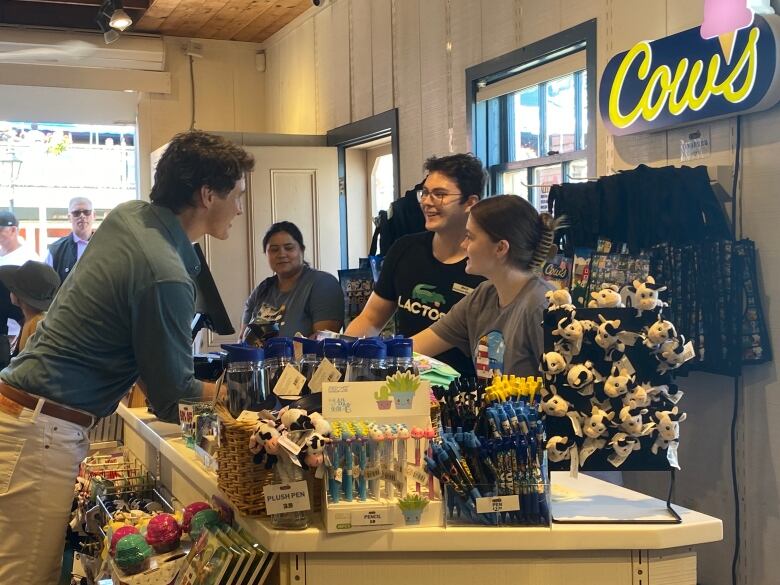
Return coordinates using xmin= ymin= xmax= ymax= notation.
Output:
xmin=609 ymin=27 xmax=760 ymax=129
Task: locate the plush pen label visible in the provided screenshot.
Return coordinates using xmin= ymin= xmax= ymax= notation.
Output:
xmin=475 ymin=495 xmax=520 ymax=514
xmin=263 ymin=481 xmax=311 ymax=515
xmin=309 ymin=358 xmax=342 ymax=393
xmin=272 ymin=364 xmax=306 ymax=397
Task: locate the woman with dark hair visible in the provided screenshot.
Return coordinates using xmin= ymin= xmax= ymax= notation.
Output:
xmin=241 ymin=221 xmax=344 ymax=337
xmin=413 ymin=195 xmax=564 ymax=377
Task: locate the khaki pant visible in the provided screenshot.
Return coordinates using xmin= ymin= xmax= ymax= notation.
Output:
xmin=0 ymin=396 xmax=89 ymax=583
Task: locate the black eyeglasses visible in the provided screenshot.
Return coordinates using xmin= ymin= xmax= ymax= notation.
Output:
xmin=416 ymin=189 xmax=463 ymax=204
xmin=70 ymin=209 xmax=93 ymax=217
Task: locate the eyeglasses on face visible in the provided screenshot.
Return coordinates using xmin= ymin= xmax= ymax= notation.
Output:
xmin=70 ymin=209 xmax=93 ymax=217
xmin=416 ymin=189 xmax=463 ymax=204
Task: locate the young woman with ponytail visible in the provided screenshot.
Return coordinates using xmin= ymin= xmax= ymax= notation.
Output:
xmin=412 ymin=195 xmax=565 ymax=377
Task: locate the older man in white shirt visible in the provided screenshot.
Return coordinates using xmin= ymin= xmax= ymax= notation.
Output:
xmin=0 ymin=210 xmax=41 ymax=340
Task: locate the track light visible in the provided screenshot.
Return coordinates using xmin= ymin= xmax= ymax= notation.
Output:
xmin=95 ymin=11 xmax=120 ymax=44
xmin=109 ymin=8 xmax=132 ymax=31
xmin=96 ymin=0 xmax=132 ymax=42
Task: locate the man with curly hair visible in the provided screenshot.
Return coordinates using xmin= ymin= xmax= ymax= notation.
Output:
xmin=0 ymin=130 xmax=254 ymax=582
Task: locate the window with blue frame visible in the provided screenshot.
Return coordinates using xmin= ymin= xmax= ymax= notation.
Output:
xmin=468 ymin=21 xmax=596 ymax=212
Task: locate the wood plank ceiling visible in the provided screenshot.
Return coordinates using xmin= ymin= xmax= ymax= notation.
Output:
xmin=0 ymin=0 xmax=313 ymax=43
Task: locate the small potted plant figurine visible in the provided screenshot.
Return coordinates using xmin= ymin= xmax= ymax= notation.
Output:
xmin=374 ymin=385 xmax=393 ymax=410
xmin=386 ymin=371 xmax=420 ymax=410
xmin=397 ymin=494 xmax=429 ymax=525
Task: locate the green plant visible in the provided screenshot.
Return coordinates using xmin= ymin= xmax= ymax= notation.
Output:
xmin=374 ymin=385 xmax=391 ymax=401
xmin=397 ymin=494 xmax=429 ymax=512
xmin=385 ymin=371 xmax=421 ymax=394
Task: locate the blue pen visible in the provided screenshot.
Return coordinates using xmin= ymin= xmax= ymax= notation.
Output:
xmin=342 ymin=426 xmax=355 ymax=502
xmin=355 ymin=422 xmax=369 ymax=501
xmin=330 ymin=425 xmax=342 ymax=503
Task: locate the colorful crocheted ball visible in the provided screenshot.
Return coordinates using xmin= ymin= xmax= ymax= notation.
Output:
xmin=181 ymin=501 xmax=211 ymax=533
xmin=188 ymin=509 xmax=221 ymax=540
xmin=145 ymin=513 xmax=182 ymax=553
xmin=109 ymin=525 xmax=139 ymax=557
xmin=114 ymin=533 xmax=153 ymax=574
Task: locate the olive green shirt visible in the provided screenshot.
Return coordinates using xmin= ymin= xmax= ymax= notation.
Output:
xmin=1 ymin=200 xmax=202 ymax=421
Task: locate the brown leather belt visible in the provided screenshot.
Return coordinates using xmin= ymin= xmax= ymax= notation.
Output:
xmin=0 ymin=382 xmax=94 ymax=427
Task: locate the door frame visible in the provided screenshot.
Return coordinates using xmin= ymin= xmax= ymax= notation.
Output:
xmin=326 ymin=109 xmax=400 ymax=269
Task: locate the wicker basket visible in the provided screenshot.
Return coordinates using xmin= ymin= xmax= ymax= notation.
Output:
xmin=216 ymin=404 xmax=275 ymax=516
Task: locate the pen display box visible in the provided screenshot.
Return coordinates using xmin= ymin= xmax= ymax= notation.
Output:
xmin=443 ymin=482 xmax=551 ymax=527
xmin=321 ymin=378 xmax=444 ymax=533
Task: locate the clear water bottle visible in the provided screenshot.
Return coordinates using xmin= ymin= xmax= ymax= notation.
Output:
xmin=270 ymin=460 xmax=310 ymax=530
xmin=265 ymin=337 xmax=297 ymax=396
xmin=346 ymin=338 xmax=389 ymax=382
xmin=220 ymin=343 xmax=272 ymax=417
xmin=295 ymin=337 xmax=321 ymax=395
xmin=319 ymin=338 xmax=350 ymax=380
xmin=386 ymin=337 xmax=419 ymax=375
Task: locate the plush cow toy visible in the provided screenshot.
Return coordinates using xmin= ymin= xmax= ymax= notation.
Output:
xmin=652 ymin=407 xmax=687 ymax=454
xmin=546 ymin=436 xmax=577 ymax=463
xmin=545 ymin=289 xmax=575 ymax=312
xmin=621 ymin=276 xmax=668 ymax=315
xmin=588 ymin=284 xmax=625 ymax=308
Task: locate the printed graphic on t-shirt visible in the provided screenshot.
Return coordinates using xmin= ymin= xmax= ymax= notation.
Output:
xmin=475 ymin=330 xmax=505 ymax=379
xmin=396 ymin=283 xmax=448 ymax=323
xmin=256 ymin=302 xmax=286 ymax=325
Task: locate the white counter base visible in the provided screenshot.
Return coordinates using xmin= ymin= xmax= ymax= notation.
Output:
xmin=117 ymin=403 xmax=721 ymax=584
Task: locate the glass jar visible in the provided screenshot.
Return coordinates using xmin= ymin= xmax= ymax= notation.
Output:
xmin=270 ymin=459 xmax=311 ymax=530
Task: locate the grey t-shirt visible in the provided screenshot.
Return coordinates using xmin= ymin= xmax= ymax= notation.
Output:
xmin=242 ymin=266 xmax=344 ymax=337
xmin=431 ymin=277 xmax=554 ymax=377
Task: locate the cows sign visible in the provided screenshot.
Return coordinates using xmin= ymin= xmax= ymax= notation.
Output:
xmin=599 ymin=0 xmax=780 ymax=135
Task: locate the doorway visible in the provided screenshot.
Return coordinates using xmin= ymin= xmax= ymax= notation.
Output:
xmin=326 ymin=109 xmax=400 ymax=269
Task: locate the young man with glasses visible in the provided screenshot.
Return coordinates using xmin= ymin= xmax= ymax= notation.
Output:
xmin=0 ymin=131 xmax=254 ymax=583
xmin=345 ymin=153 xmax=486 ymax=374
xmin=46 ymin=196 xmax=94 ymax=283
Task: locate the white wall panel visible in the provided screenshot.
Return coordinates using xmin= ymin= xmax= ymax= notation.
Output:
xmin=450 ymin=0 xmax=483 ymax=153
xmin=350 ymin=0 xmax=375 ymax=121
xmin=419 ymin=0 xmax=450 ymax=158
xmin=560 ymin=0 xmax=602 ymax=30
xmin=394 ymin=0 xmax=424 ymax=190
xmin=519 ymin=0 xmax=561 ymax=46
xmin=265 ymin=43 xmax=283 ymax=134
xmin=279 ymin=21 xmax=317 ymax=134
xmin=480 ymin=0 xmax=517 ymax=60
xmin=314 ymin=5 xmax=351 ymax=133
xmin=371 ymin=0 xmax=395 ymax=114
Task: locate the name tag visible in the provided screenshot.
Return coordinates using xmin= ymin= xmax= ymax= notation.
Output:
xmin=452 ymin=283 xmax=474 ymax=295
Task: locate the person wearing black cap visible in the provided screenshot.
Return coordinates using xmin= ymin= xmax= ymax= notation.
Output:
xmin=0 ymin=210 xmax=40 ymax=266
xmin=0 ymin=261 xmax=60 ymax=354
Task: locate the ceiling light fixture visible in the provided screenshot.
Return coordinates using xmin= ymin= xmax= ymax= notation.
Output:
xmin=96 ymin=0 xmax=132 ymax=43
xmin=109 ymin=8 xmax=132 ymax=31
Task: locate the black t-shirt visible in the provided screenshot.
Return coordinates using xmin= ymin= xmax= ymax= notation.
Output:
xmin=374 ymin=232 xmax=484 ymax=375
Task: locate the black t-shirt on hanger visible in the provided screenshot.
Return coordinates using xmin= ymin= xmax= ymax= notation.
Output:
xmin=374 ymin=231 xmax=484 ymax=375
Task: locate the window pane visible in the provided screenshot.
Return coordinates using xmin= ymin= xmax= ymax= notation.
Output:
xmin=533 ymin=164 xmax=562 ymax=212
xmin=545 ymin=74 xmax=576 ymax=155
xmin=567 ymin=159 xmax=588 ymax=182
xmin=502 ymin=170 xmax=530 ymax=201
xmin=371 ymin=154 xmax=395 ymax=217
xmin=579 ymin=70 xmax=588 ymax=150
xmin=510 ymin=85 xmax=540 ymax=161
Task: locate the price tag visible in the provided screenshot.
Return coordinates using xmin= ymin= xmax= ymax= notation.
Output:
xmin=278 ymin=435 xmax=302 ymax=456
xmin=364 ymin=465 xmax=382 ymax=481
xmin=405 ymin=463 xmax=428 ymax=486
xmin=272 ymin=364 xmax=306 ymax=397
xmin=334 ymin=468 xmax=343 ymax=483
xmin=309 ymin=358 xmax=342 ymax=393
xmin=350 ymin=507 xmax=391 ymax=526
xmin=263 ymin=481 xmax=311 ymax=515
xmin=681 ymin=341 xmax=696 ymax=362
xmin=236 ymin=410 xmax=260 ymax=423
xmin=475 ymin=495 xmax=520 ymax=514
